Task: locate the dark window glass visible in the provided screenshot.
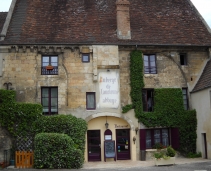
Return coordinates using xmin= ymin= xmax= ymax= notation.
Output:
xmin=142 ymin=89 xmax=154 ymax=112
xmin=82 ymin=53 xmax=90 ymax=63
xmin=145 ymin=129 xmax=169 ymax=149
xmin=86 ymin=92 xmax=96 ymax=110
xmin=144 ymin=54 xmax=157 ymax=74
xmin=182 ymin=88 xmax=189 ymax=110
xmin=41 ymin=56 xmax=58 ymax=75
xmin=41 ymin=87 xmax=58 ymax=115
xmin=180 ymin=53 xmax=187 ymax=65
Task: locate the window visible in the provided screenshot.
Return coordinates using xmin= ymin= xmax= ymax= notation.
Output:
xmin=180 ymin=53 xmax=187 ymax=65
xmin=182 ymin=88 xmax=188 ymax=110
xmin=142 ymin=89 xmax=154 ymax=112
xmin=41 ymin=87 xmax=58 ymax=115
xmin=41 ymin=56 xmax=58 ymax=75
xmin=86 ymin=92 xmax=96 ymax=110
xmin=144 ymin=54 xmax=157 ymax=74
xmin=82 ymin=53 xmax=90 ymax=63
xmin=146 ymin=129 xmax=169 ymax=149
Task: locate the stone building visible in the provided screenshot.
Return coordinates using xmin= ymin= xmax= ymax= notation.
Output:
xmin=0 ymin=0 xmax=211 ymax=162
xmin=191 ymin=53 xmax=211 ymax=160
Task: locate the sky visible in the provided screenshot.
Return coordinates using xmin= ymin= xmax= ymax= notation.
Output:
xmin=0 ymin=0 xmax=211 ymax=28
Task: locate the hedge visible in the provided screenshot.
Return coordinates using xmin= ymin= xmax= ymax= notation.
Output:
xmin=34 ymin=133 xmax=83 ymax=169
xmin=32 ymin=114 xmax=87 ymax=152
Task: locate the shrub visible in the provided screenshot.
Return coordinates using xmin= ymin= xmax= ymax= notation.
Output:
xmin=34 ymin=133 xmax=83 ymax=169
xmin=187 ymin=152 xmax=202 ymax=158
xmin=166 ymin=146 xmax=176 ymax=157
xmin=33 ymin=114 xmax=87 ymax=152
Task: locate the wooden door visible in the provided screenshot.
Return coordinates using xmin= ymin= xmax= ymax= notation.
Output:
xmin=116 ymin=129 xmax=130 ymax=160
xmin=87 ymin=130 xmax=101 ymax=161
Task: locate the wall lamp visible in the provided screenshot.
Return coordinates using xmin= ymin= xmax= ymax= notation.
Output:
xmin=135 ymin=127 xmax=139 ymax=135
xmin=133 ymin=136 xmax=136 ymax=144
xmin=105 ymin=116 xmax=109 ymax=129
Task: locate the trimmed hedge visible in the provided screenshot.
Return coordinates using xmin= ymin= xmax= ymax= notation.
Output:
xmin=34 ymin=133 xmax=83 ymax=169
xmin=32 ymin=114 xmax=87 ymax=152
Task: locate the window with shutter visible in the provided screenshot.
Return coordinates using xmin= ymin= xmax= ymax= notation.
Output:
xmin=171 ymin=128 xmax=179 ymax=149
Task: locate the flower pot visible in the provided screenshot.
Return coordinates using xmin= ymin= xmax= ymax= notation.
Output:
xmin=154 ymin=157 xmax=175 ymax=166
xmin=46 ymin=65 xmax=54 ymax=70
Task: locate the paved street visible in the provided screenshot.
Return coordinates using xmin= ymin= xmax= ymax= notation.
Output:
xmin=5 ymin=158 xmax=211 ymax=171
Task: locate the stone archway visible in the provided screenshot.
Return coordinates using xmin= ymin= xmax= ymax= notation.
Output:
xmin=85 ymin=112 xmax=135 ymax=130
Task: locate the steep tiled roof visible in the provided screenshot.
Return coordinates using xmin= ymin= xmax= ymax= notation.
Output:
xmin=2 ymin=0 xmax=211 ymax=45
xmin=192 ymin=60 xmax=211 ymax=93
xmin=0 ymin=12 xmax=7 ymax=33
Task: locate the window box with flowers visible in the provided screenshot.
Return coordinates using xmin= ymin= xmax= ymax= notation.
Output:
xmin=46 ymin=65 xmax=54 ymax=70
xmin=154 ymin=146 xmax=176 ymax=166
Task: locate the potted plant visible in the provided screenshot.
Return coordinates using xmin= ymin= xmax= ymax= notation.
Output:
xmin=46 ymin=64 xmax=54 ymax=70
xmin=154 ymin=146 xmax=176 ymax=166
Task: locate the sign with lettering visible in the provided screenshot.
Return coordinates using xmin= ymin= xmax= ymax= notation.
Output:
xmin=99 ymin=72 xmax=119 ymax=108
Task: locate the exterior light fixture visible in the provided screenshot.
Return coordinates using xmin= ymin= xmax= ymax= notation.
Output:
xmin=105 ymin=116 xmax=109 ymax=129
xmin=133 ymin=136 xmax=136 ymax=144
xmin=135 ymin=127 xmax=139 ymax=135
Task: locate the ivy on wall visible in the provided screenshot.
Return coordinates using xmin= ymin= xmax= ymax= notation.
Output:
xmin=122 ymin=50 xmax=197 ymax=155
xmin=0 ymin=89 xmax=43 ymax=137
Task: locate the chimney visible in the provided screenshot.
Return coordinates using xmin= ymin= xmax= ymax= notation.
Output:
xmin=116 ymin=0 xmax=131 ymax=39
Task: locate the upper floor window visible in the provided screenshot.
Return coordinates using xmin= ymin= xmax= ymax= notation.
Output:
xmin=41 ymin=87 xmax=58 ymax=115
xmin=82 ymin=53 xmax=90 ymax=63
xmin=41 ymin=56 xmax=58 ymax=75
xmin=142 ymin=89 xmax=154 ymax=112
xmin=180 ymin=53 xmax=187 ymax=65
xmin=144 ymin=54 xmax=157 ymax=74
xmin=182 ymin=88 xmax=189 ymax=110
xmin=86 ymin=92 xmax=96 ymax=110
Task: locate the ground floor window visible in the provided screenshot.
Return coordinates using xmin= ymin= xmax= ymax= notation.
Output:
xmin=146 ymin=129 xmax=169 ymax=149
xmin=41 ymin=87 xmax=58 ymax=115
xmin=140 ymin=128 xmax=179 ymax=150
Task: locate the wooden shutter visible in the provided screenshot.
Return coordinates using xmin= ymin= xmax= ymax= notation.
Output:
xmin=140 ymin=129 xmax=146 ymax=150
xmin=171 ymin=128 xmax=179 ymax=149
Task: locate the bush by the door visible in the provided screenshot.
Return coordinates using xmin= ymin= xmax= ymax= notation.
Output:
xmin=34 ymin=133 xmax=83 ymax=169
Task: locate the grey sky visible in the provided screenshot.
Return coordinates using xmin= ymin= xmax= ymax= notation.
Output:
xmin=0 ymin=0 xmax=211 ymax=28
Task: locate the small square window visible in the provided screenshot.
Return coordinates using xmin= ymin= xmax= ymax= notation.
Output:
xmin=82 ymin=53 xmax=90 ymax=63
xmin=180 ymin=53 xmax=187 ymax=65
xmin=86 ymin=92 xmax=95 ymax=110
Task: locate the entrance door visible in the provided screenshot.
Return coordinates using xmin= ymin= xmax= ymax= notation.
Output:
xmin=116 ymin=129 xmax=130 ymax=160
xmin=87 ymin=130 xmax=101 ymax=161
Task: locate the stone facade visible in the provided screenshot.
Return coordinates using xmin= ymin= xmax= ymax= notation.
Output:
xmin=0 ymin=45 xmax=210 ymax=162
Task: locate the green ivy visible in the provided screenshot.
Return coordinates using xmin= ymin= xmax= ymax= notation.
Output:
xmin=0 ymin=90 xmax=43 ymax=138
xmin=122 ymin=50 xmax=197 ymax=155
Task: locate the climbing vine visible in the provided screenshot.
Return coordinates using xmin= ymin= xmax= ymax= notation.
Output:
xmin=122 ymin=50 xmax=197 ymax=155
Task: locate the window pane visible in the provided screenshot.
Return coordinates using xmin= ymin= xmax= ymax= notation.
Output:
xmin=51 ymin=99 xmax=58 ymax=112
xmin=42 ymin=98 xmax=49 ymax=112
xmin=142 ymin=90 xmax=147 ymax=111
xmin=51 ymin=88 xmax=58 ymax=97
xmin=162 ymin=129 xmax=169 ymax=147
xmin=154 ymin=130 xmax=160 ymax=144
xmin=82 ymin=54 xmax=89 ymax=62
xmin=51 ymin=57 xmax=58 ymax=63
xmin=150 ymin=55 xmax=156 ymax=66
xmin=42 ymin=88 xmax=49 ymax=98
xmin=87 ymin=93 xmax=95 ymax=109
xmin=43 ymin=56 xmax=49 ymax=63
xmin=146 ymin=130 xmax=151 ymax=148
xmin=144 ymin=55 xmax=149 ymax=67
